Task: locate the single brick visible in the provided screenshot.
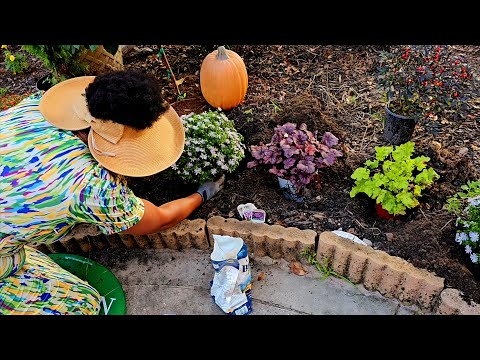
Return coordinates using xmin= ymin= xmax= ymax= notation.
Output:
xmin=362 ymin=253 xmax=387 ymax=291
xmin=45 ymin=241 xmax=67 ymax=254
xmin=348 ymin=251 xmax=369 ymax=284
xmin=58 ymin=237 xmax=82 ymax=254
xmin=147 ymin=233 xmax=166 ymax=249
xmin=377 ymin=266 xmax=405 ymax=298
xmin=76 ymin=238 xmax=94 ymax=253
xmin=89 ymin=235 xmax=110 ymax=251
xmin=436 ymin=288 xmax=480 ymax=315
xmin=416 ymin=276 xmax=445 ymax=310
xmin=33 ymin=244 xmax=50 ymax=254
xmin=436 ymin=288 xmax=462 ymax=315
xmin=133 ymin=235 xmax=151 ymax=249
xmin=397 ymin=272 xmax=424 ymax=305
xmin=332 ymin=244 xmax=351 ymax=277
xmin=118 ymin=233 xmax=136 ymax=249
xmin=264 ymin=225 xmax=285 ymax=259
xmin=156 ymin=219 xmax=209 ymax=250
xmin=106 ymin=233 xmax=126 ymax=249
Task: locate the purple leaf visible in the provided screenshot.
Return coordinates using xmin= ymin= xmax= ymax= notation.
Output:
xmin=297 ymin=160 xmax=316 ymax=174
xmin=322 ymin=132 xmax=338 ymax=147
xmin=283 ymin=157 xmax=296 ymax=169
xmin=247 ymin=160 xmax=258 ymax=168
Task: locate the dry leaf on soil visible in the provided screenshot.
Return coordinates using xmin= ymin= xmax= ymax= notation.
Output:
xmin=290 ymin=261 xmax=306 ymax=276
xmin=257 ymin=272 xmax=265 ymax=281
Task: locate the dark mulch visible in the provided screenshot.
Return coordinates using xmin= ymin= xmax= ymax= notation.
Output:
xmin=2 ymin=44 xmax=480 ymax=305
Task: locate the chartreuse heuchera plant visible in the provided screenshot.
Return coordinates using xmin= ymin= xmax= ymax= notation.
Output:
xmin=171 ymin=109 xmax=245 ymax=184
xmin=350 ymin=141 xmax=439 ymax=216
xmin=247 ymin=122 xmax=342 ymax=192
xmin=446 ymin=181 xmax=480 ymax=265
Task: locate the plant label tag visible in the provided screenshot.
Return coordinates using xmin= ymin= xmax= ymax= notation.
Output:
xmin=237 ymin=203 xmax=257 ymax=220
xmin=250 ymin=209 xmax=266 ymax=223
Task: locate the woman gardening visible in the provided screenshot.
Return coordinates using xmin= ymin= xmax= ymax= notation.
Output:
xmin=0 ymin=70 xmax=224 ymax=315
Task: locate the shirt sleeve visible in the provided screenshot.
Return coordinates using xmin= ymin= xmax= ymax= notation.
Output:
xmin=69 ymin=166 xmax=145 ymax=235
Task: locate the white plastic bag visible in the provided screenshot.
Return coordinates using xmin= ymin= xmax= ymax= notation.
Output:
xmin=210 ymin=234 xmax=253 ymax=315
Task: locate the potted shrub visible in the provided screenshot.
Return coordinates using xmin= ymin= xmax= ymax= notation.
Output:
xmin=170 ymin=109 xmax=246 ymax=184
xmin=377 ymin=45 xmax=478 ymax=145
xmin=247 ymin=122 xmax=343 ymax=202
xmin=350 ymin=141 xmax=439 ymax=219
xmin=21 ymin=45 xmax=122 ymax=89
xmin=446 ymin=181 xmax=480 ymax=266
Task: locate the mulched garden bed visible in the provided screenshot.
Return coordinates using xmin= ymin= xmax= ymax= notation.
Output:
xmin=2 ymin=44 xmax=480 ymax=305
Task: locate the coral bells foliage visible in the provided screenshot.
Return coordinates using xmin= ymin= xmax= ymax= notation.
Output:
xmin=172 ymin=110 xmax=245 ymax=184
xmin=247 ymin=122 xmax=342 ymax=191
xmin=377 ymin=45 xmax=478 ymax=122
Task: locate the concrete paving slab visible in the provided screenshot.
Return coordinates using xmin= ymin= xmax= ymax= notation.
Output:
xmin=88 ymin=248 xmax=419 ymax=315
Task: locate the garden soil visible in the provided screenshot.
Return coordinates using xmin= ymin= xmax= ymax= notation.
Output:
xmin=2 ymin=44 xmax=480 ymax=305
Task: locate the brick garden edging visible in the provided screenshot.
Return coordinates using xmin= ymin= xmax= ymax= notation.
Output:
xmin=33 ymin=216 xmax=479 ymax=314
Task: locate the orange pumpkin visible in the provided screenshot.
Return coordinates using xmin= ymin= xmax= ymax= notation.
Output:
xmin=200 ymin=46 xmax=248 ymax=110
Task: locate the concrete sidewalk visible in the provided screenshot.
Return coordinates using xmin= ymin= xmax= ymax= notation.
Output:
xmin=88 ymin=248 xmax=426 ymax=315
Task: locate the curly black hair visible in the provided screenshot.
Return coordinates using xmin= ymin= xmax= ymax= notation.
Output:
xmin=85 ymin=70 xmax=169 ymax=130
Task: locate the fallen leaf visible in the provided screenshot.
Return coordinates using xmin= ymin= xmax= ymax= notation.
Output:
xmin=257 ymin=272 xmax=265 ymax=281
xmin=290 ymin=261 xmax=306 ymax=276
xmin=175 ymin=77 xmax=186 ymax=86
xmin=472 ymin=144 xmax=480 ymax=151
xmin=228 ymin=211 xmax=235 ymax=217
xmin=431 ymin=141 xmax=442 ymax=150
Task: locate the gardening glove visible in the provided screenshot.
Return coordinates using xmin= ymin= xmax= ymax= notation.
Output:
xmin=196 ymin=175 xmax=225 ymax=205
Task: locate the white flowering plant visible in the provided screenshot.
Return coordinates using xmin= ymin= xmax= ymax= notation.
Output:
xmin=447 ymin=180 xmax=480 ymax=265
xmin=453 ymin=197 xmax=480 ymax=265
xmin=171 ymin=109 xmax=246 ymax=184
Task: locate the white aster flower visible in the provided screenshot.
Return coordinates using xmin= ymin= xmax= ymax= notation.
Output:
xmin=470 ymin=232 xmax=479 ymax=242
xmin=456 ymin=232 xmax=468 ymax=244
xmin=187 ymin=162 xmax=193 ymax=167
xmin=194 ymin=168 xmax=202 ymax=175
xmin=470 ymin=253 xmax=478 ymax=264
xmin=200 ymin=154 xmax=207 ymax=160
xmin=465 ymin=245 xmax=472 ymax=254
xmin=211 ymin=169 xmax=217 ymax=175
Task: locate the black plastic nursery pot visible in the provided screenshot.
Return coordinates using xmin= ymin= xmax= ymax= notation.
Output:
xmin=383 ymin=104 xmax=417 ymax=145
xmin=36 ymin=73 xmax=55 ymax=92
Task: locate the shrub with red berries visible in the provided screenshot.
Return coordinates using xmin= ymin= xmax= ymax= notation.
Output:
xmin=377 ymin=45 xmax=478 ymax=124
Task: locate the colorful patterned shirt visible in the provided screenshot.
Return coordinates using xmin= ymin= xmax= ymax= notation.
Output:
xmin=0 ymin=93 xmax=145 ymax=260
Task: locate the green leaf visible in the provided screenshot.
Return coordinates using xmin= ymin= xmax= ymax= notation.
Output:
xmin=88 ymin=45 xmax=97 ymax=52
xmin=396 ymin=191 xmax=419 ymax=209
xmin=375 ymin=145 xmax=393 ymax=161
xmin=414 ymin=155 xmax=430 ymax=171
xmin=415 ymin=168 xmax=440 ymax=186
xmin=413 ymin=185 xmax=422 ymax=197
xmin=351 ymin=167 xmax=370 ymax=181
xmin=392 ymin=141 xmax=415 ymax=162
xmin=243 ymin=109 xmax=253 ymax=115
xmin=381 ymin=192 xmax=398 ymax=214
xmin=365 ymin=159 xmax=379 ymax=169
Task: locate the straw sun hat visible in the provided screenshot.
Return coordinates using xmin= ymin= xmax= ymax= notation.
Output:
xmin=39 ymin=76 xmax=185 ymax=177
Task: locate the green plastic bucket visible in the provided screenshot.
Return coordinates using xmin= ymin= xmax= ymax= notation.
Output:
xmin=48 ymin=253 xmax=126 ymax=315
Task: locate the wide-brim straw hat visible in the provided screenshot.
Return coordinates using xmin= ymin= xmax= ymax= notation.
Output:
xmin=39 ymin=76 xmax=185 ymax=177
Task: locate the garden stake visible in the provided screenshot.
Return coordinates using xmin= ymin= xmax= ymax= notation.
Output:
xmin=157 ymin=46 xmax=181 ymax=96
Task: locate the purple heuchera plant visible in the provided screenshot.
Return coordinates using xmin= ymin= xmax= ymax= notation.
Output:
xmin=247 ymin=122 xmax=343 ymax=191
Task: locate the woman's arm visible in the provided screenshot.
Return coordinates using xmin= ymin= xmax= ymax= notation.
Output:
xmin=121 ymin=175 xmax=224 ymax=235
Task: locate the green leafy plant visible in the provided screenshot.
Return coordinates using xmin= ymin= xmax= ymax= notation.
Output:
xmin=350 ymin=141 xmax=439 ymax=216
xmin=171 ymin=110 xmax=246 ymax=184
xmin=1 ymin=45 xmax=29 ymax=74
xmin=21 ymin=45 xmax=119 ymax=85
xmin=301 ymin=247 xmax=354 ymax=285
xmin=446 ymin=180 xmax=480 ymax=215
xmin=0 ymin=87 xmax=8 ymax=97
xmin=377 ymin=45 xmax=478 ymax=124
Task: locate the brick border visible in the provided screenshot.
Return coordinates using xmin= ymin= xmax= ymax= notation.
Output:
xmin=33 ymin=216 xmax=479 ymax=314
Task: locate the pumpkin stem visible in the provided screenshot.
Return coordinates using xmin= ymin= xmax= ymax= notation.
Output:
xmin=216 ymin=46 xmax=229 ymax=60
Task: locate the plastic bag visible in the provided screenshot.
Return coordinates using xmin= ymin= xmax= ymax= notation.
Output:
xmin=210 ymin=234 xmax=253 ymax=315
